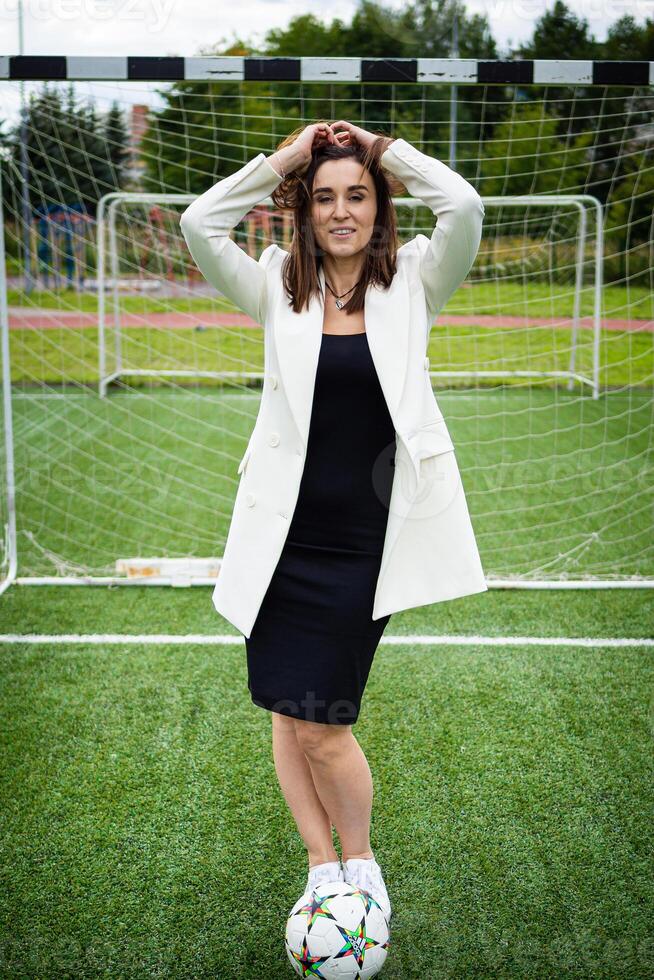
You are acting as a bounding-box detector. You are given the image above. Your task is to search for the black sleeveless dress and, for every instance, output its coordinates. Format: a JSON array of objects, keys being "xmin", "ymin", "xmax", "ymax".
[{"xmin": 244, "ymin": 330, "xmax": 396, "ymax": 726}]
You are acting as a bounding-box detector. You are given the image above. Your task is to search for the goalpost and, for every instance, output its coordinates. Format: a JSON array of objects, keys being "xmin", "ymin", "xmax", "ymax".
[
  {"xmin": 99, "ymin": 191, "xmax": 604, "ymax": 399},
  {"xmin": 0, "ymin": 56, "xmax": 652, "ymax": 595}
]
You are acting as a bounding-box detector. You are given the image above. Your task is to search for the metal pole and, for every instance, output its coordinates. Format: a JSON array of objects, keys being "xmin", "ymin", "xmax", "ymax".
[
  {"xmin": 449, "ymin": 7, "xmax": 458, "ymax": 171},
  {"xmin": 567, "ymin": 204, "xmax": 587, "ymax": 390},
  {"xmin": 592, "ymin": 201, "xmax": 603, "ymax": 399},
  {"xmin": 0, "ymin": 164, "xmax": 18, "ymax": 596},
  {"xmin": 18, "ymin": 0, "xmax": 34, "ymax": 295}
]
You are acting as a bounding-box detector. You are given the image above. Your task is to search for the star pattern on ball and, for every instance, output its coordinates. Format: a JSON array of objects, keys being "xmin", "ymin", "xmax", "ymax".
[
  {"xmin": 295, "ymin": 889, "xmax": 341, "ymax": 932},
  {"xmin": 286, "ymin": 935, "xmax": 331, "ymax": 978},
  {"xmin": 332, "ymin": 913, "xmax": 381, "ymax": 970},
  {"xmin": 348, "ymin": 886, "xmax": 385, "ymax": 918}
]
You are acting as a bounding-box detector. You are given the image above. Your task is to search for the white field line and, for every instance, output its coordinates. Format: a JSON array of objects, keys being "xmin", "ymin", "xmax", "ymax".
[{"xmin": 0, "ymin": 634, "xmax": 652, "ymax": 648}]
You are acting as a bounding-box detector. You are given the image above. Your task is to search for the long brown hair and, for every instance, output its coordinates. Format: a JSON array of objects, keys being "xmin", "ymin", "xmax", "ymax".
[{"xmin": 269, "ymin": 124, "xmax": 405, "ymax": 315}]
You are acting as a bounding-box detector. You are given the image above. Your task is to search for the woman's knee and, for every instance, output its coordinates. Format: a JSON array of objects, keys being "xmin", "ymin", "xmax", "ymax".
[{"xmin": 294, "ymin": 718, "xmax": 352, "ymax": 760}]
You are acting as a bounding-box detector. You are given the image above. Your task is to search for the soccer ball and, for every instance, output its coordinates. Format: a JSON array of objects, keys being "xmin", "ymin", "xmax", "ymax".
[{"xmin": 285, "ymin": 879, "xmax": 390, "ymax": 978}]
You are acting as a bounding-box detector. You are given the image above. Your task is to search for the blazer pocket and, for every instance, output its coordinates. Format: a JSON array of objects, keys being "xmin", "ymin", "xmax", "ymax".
[{"xmin": 414, "ymin": 418, "xmax": 455, "ymax": 460}]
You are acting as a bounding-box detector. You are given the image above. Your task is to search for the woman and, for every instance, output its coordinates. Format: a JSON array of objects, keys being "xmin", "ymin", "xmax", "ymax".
[{"xmin": 180, "ymin": 120, "xmax": 485, "ymax": 922}]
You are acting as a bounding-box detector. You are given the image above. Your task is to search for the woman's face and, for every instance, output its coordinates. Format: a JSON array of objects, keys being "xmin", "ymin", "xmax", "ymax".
[{"xmin": 309, "ymin": 158, "xmax": 377, "ymax": 260}]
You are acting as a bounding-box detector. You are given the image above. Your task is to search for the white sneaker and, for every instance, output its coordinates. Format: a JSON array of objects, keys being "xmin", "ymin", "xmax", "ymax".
[
  {"xmin": 302, "ymin": 860, "xmax": 344, "ymax": 902},
  {"xmin": 343, "ymin": 856, "xmax": 392, "ymax": 921}
]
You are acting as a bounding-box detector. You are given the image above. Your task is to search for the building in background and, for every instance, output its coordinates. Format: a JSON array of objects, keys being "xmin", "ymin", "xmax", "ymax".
[{"xmin": 125, "ymin": 103, "xmax": 148, "ymax": 189}]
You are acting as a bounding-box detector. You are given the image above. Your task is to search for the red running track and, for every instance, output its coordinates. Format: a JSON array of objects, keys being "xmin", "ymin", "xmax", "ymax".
[{"xmin": 7, "ymin": 308, "xmax": 654, "ymax": 332}]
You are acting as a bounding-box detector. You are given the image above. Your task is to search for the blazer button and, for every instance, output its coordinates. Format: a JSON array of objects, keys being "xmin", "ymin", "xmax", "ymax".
[
  {"xmin": 424, "ymin": 356, "xmax": 430, "ymax": 370},
  {"xmin": 245, "ymin": 492, "xmax": 256, "ymax": 507},
  {"xmin": 269, "ymin": 432, "xmax": 280, "ymax": 447},
  {"xmin": 271, "ymin": 375, "xmax": 278, "ymax": 389}
]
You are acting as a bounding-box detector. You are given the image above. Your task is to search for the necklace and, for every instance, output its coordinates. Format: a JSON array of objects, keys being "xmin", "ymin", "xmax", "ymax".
[{"xmin": 324, "ymin": 276, "xmax": 362, "ymax": 310}]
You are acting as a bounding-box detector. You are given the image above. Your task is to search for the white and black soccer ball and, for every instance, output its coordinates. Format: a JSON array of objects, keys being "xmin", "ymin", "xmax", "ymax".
[{"xmin": 285, "ymin": 879, "xmax": 390, "ymax": 978}]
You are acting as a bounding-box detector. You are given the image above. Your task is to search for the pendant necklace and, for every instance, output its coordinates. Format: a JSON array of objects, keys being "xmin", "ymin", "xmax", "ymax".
[{"xmin": 325, "ymin": 277, "xmax": 362, "ymax": 310}]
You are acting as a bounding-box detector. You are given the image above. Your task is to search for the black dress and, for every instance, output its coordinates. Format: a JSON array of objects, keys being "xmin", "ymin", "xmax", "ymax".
[{"xmin": 245, "ymin": 330, "xmax": 396, "ymax": 726}]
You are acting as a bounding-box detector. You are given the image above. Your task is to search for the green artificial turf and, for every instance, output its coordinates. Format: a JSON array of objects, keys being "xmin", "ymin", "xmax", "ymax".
[
  {"xmin": 8, "ymin": 321, "xmax": 654, "ymax": 390},
  {"xmin": 8, "ymin": 387, "xmax": 654, "ymax": 580},
  {"xmin": 1, "ymin": 587, "xmax": 653, "ymax": 978}
]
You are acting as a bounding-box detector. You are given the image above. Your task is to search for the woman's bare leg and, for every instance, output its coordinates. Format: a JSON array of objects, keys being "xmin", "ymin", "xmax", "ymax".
[
  {"xmin": 271, "ymin": 712, "xmax": 339, "ymax": 867},
  {"xmin": 293, "ymin": 719, "xmax": 374, "ymax": 863}
]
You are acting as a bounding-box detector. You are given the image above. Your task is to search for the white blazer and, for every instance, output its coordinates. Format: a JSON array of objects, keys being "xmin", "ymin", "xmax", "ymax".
[{"xmin": 180, "ymin": 137, "xmax": 488, "ymax": 638}]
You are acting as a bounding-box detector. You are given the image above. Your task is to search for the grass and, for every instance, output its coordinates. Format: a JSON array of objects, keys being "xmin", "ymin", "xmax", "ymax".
[
  {"xmin": 6, "ymin": 280, "xmax": 653, "ymax": 390},
  {"xmin": 9, "ymin": 387, "xmax": 654, "ymax": 580},
  {"xmin": 1, "ymin": 586, "xmax": 653, "ymax": 978},
  {"xmin": 7, "ymin": 287, "xmax": 237, "ymax": 315},
  {"xmin": 6, "ymin": 281, "xmax": 654, "ymax": 320},
  {"xmin": 7, "ymin": 322, "xmax": 654, "ymax": 390}
]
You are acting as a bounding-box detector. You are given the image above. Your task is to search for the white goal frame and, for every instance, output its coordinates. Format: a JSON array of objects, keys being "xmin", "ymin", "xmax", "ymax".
[{"xmin": 98, "ymin": 192, "xmax": 603, "ymax": 399}]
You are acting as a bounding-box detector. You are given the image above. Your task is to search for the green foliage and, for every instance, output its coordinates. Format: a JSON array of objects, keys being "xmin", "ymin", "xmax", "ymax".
[
  {"xmin": 2, "ymin": 83, "xmax": 130, "ymax": 218},
  {"xmin": 517, "ymin": 0, "xmax": 599, "ymax": 59},
  {"xmin": 603, "ymin": 143, "xmax": 654, "ymax": 284},
  {"xmin": 603, "ymin": 14, "xmax": 654, "ymax": 60},
  {"xmin": 481, "ymin": 101, "xmax": 592, "ymax": 196},
  {"xmin": 103, "ymin": 101, "xmax": 131, "ymax": 190},
  {"xmin": 266, "ymin": 13, "xmax": 352, "ymax": 56}
]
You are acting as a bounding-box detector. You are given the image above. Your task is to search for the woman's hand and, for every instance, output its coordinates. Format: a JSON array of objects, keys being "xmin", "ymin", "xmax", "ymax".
[
  {"xmin": 269, "ymin": 120, "xmax": 388, "ymax": 180},
  {"xmin": 293, "ymin": 122, "xmax": 342, "ymax": 162},
  {"xmin": 271, "ymin": 122, "xmax": 348, "ymax": 178},
  {"xmin": 329, "ymin": 120, "xmax": 393, "ymax": 154}
]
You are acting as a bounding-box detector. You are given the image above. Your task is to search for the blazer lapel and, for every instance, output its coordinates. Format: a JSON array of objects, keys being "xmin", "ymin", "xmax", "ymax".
[{"xmin": 273, "ymin": 261, "xmax": 411, "ymax": 453}]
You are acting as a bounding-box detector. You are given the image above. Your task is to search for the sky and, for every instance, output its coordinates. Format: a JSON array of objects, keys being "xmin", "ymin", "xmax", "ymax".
[
  {"xmin": 1, "ymin": 0, "xmax": 650, "ymax": 59},
  {"xmin": 0, "ymin": 0, "xmax": 651, "ymax": 128}
]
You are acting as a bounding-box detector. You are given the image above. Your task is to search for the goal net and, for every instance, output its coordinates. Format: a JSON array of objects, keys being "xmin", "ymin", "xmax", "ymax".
[{"xmin": 0, "ymin": 57, "xmax": 652, "ymax": 589}]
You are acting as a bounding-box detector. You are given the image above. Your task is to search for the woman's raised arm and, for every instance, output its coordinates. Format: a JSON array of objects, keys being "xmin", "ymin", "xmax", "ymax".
[
  {"xmin": 380, "ymin": 138, "xmax": 484, "ymax": 323},
  {"xmin": 179, "ymin": 125, "xmax": 336, "ymax": 322},
  {"xmin": 179, "ymin": 153, "xmax": 284, "ymax": 324}
]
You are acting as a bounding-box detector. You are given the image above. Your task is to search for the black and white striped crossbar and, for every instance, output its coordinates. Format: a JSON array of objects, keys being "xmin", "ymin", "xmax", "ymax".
[{"xmin": 1, "ymin": 56, "xmax": 653, "ymax": 86}]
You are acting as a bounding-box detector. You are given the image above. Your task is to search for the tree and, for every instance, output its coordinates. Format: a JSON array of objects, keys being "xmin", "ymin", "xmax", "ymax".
[
  {"xmin": 3, "ymin": 83, "xmax": 127, "ymax": 219},
  {"xmin": 516, "ymin": 0, "xmax": 599, "ymax": 60},
  {"xmin": 481, "ymin": 101, "xmax": 592, "ymax": 197},
  {"xmin": 602, "ymin": 15, "xmax": 654, "ymax": 60},
  {"xmin": 603, "ymin": 141, "xmax": 653, "ymax": 285},
  {"xmin": 103, "ymin": 102, "xmax": 130, "ymax": 190}
]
